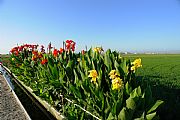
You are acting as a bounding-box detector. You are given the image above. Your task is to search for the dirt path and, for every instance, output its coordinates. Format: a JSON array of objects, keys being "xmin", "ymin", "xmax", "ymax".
[{"xmin": 0, "ymin": 75, "xmax": 30, "ymax": 120}]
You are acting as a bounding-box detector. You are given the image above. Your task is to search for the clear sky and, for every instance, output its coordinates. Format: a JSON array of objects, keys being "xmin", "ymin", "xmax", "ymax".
[{"xmin": 0, "ymin": 0, "xmax": 180, "ymax": 54}]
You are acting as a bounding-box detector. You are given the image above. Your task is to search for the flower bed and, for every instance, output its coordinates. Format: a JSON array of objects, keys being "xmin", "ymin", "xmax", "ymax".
[{"xmin": 9, "ymin": 40, "xmax": 163, "ymax": 119}]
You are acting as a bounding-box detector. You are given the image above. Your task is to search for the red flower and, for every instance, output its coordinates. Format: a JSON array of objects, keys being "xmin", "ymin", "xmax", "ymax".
[
  {"xmin": 53, "ymin": 48, "xmax": 59, "ymax": 57},
  {"xmin": 65, "ymin": 40, "xmax": 76, "ymax": 51},
  {"xmin": 24, "ymin": 44, "xmax": 29, "ymax": 48},
  {"xmin": 41, "ymin": 59, "xmax": 48, "ymax": 65},
  {"xmin": 59, "ymin": 48, "xmax": 64, "ymax": 54},
  {"xmin": 32, "ymin": 50, "xmax": 38, "ymax": 55},
  {"xmin": 48, "ymin": 42, "xmax": 53, "ymax": 52},
  {"xmin": 71, "ymin": 42, "xmax": 76, "ymax": 51},
  {"xmin": 41, "ymin": 45, "xmax": 45, "ymax": 53},
  {"xmin": 18, "ymin": 46, "xmax": 24, "ymax": 51},
  {"xmin": 10, "ymin": 47, "xmax": 18, "ymax": 53},
  {"xmin": 66, "ymin": 42, "xmax": 71, "ymax": 49},
  {"xmin": 38, "ymin": 52, "xmax": 43, "ymax": 58},
  {"xmin": 14, "ymin": 51, "xmax": 19, "ymax": 56},
  {"xmin": 81, "ymin": 50, "xmax": 85, "ymax": 55},
  {"xmin": 32, "ymin": 55, "xmax": 37, "ymax": 61}
]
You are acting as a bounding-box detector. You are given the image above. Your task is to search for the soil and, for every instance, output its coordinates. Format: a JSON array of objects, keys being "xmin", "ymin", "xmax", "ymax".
[{"xmin": 0, "ymin": 75, "xmax": 29, "ymax": 120}]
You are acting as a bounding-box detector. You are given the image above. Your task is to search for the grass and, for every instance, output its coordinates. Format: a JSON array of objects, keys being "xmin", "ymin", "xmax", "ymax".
[
  {"xmin": 123, "ymin": 54, "xmax": 180, "ymax": 120},
  {"xmin": 0, "ymin": 54, "xmax": 10, "ymax": 67}
]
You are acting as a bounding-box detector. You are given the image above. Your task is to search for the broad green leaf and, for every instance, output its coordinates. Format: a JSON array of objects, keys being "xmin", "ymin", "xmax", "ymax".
[
  {"xmin": 66, "ymin": 60, "xmax": 74, "ymax": 69},
  {"xmin": 125, "ymin": 81, "xmax": 132, "ymax": 95},
  {"xmin": 120, "ymin": 59, "xmax": 127, "ymax": 74},
  {"xmin": 146, "ymin": 112, "xmax": 156, "ymax": 120},
  {"xmin": 118, "ymin": 107, "xmax": 130, "ymax": 120},
  {"xmin": 137, "ymin": 86, "xmax": 142, "ymax": 96},
  {"xmin": 147, "ymin": 100, "xmax": 164, "ymax": 114},
  {"xmin": 69, "ymin": 84, "xmax": 82, "ymax": 99},
  {"xmin": 107, "ymin": 112, "xmax": 115, "ymax": 120},
  {"xmin": 134, "ymin": 112, "xmax": 145, "ymax": 120},
  {"xmin": 104, "ymin": 49, "xmax": 112, "ymax": 71},
  {"xmin": 126, "ymin": 97, "xmax": 136, "ymax": 110},
  {"xmin": 145, "ymin": 85, "xmax": 153, "ymax": 108},
  {"xmin": 114, "ymin": 60, "xmax": 120, "ymax": 75}
]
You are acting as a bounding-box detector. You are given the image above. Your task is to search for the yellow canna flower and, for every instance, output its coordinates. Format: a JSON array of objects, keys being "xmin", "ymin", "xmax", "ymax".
[
  {"xmin": 112, "ymin": 77, "xmax": 123, "ymax": 90},
  {"xmin": 88, "ymin": 70, "xmax": 98, "ymax": 83},
  {"xmin": 77, "ymin": 58, "xmax": 81, "ymax": 62},
  {"xmin": 12, "ymin": 58, "xmax": 15, "ymax": 61},
  {"xmin": 109, "ymin": 70, "xmax": 116, "ymax": 76},
  {"xmin": 131, "ymin": 58, "xmax": 142, "ymax": 72},
  {"xmin": 93, "ymin": 47, "xmax": 104, "ymax": 53},
  {"xmin": 131, "ymin": 66, "xmax": 136, "ymax": 71},
  {"xmin": 131, "ymin": 58, "xmax": 142, "ymax": 68},
  {"xmin": 93, "ymin": 48, "xmax": 98, "ymax": 52},
  {"xmin": 109, "ymin": 70, "xmax": 120, "ymax": 79}
]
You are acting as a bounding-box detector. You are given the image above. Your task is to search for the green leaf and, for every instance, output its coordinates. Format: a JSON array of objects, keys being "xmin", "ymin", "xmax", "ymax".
[
  {"xmin": 66, "ymin": 60, "xmax": 74, "ymax": 69},
  {"xmin": 120, "ymin": 59, "xmax": 127, "ymax": 75},
  {"xmin": 137, "ymin": 86, "xmax": 142, "ymax": 96},
  {"xmin": 126, "ymin": 97, "xmax": 136, "ymax": 110},
  {"xmin": 145, "ymin": 85, "xmax": 153, "ymax": 107},
  {"xmin": 73, "ymin": 69, "xmax": 80, "ymax": 86},
  {"xmin": 118, "ymin": 107, "xmax": 130, "ymax": 120},
  {"xmin": 146, "ymin": 112, "xmax": 156, "ymax": 120},
  {"xmin": 130, "ymin": 88, "xmax": 138, "ymax": 98},
  {"xmin": 114, "ymin": 60, "xmax": 120, "ymax": 75},
  {"xmin": 104, "ymin": 49, "xmax": 112, "ymax": 71},
  {"xmin": 125, "ymin": 81, "xmax": 132, "ymax": 95},
  {"xmin": 107, "ymin": 112, "xmax": 115, "ymax": 120},
  {"xmin": 147, "ymin": 100, "xmax": 164, "ymax": 114},
  {"xmin": 69, "ymin": 84, "xmax": 82, "ymax": 99},
  {"xmin": 134, "ymin": 112, "xmax": 145, "ymax": 120}
]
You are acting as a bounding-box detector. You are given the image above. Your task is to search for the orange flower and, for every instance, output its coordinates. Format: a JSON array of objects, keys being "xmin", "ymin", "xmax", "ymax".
[
  {"xmin": 38, "ymin": 52, "xmax": 43, "ymax": 58},
  {"xmin": 41, "ymin": 59, "xmax": 48, "ymax": 65},
  {"xmin": 32, "ymin": 55, "xmax": 37, "ymax": 61},
  {"xmin": 53, "ymin": 49, "xmax": 59, "ymax": 57},
  {"xmin": 59, "ymin": 48, "xmax": 64, "ymax": 54}
]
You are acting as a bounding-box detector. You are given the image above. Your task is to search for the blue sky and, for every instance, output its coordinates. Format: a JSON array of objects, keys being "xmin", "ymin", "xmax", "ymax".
[{"xmin": 0, "ymin": 0, "xmax": 180, "ymax": 54}]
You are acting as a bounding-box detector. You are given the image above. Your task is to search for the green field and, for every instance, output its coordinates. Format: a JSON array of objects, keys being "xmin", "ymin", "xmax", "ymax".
[
  {"xmin": 123, "ymin": 54, "xmax": 180, "ymax": 119},
  {"xmin": 0, "ymin": 54, "xmax": 10, "ymax": 67}
]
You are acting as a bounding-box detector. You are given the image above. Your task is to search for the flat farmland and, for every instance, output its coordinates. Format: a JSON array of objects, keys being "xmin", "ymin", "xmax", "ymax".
[{"xmin": 123, "ymin": 54, "xmax": 180, "ymax": 119}]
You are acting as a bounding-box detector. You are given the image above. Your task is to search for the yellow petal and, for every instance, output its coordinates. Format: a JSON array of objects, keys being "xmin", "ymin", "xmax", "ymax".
[
  {"xmin": 110, "ymin": 75, "xmax": 116, "ymax": 80},
  {"xmin": 91, "ymin": 77, "xmax": 97, "ymax": 83},
  {"xmin": 109, "ymin": 70, "xmax": 116, "ymax": 76}
]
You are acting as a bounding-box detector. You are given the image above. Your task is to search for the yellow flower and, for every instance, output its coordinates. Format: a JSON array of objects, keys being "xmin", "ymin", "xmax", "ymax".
[
  {"xmin": 77, "ymin": 58, "xmax": 81, "ymax": 62},
  {"xmin": 12, "ymin": 58, "xmax": 15, "ymax": 61},
  {"xmin": 131, "ymin": 58, "xmax": 142, "ymax": 68},
  {"xmin": 130, "ymin": 66, "xmax": 136, "ymax": 71},
  {"xmin": 112, "ymin": 77, "xmax": 123, "ymax": 90},
  {"xmin": 93, "ymin": 48, "xmax": 98, "ymax": 52},
  {"xmin": 109, "ymin": 70, "xmax": 120, "ymax": 79},
  {"xmin": 109, "ymin": 70, "xmax": 116, "ymax": 76},
  {"xmin": 93, "ymin": 47, "xmax": 104, "ymax": 53},
  {"xmin": 88, "ymin": 70, "xmax": 98, "ymax": 83},
  {"xmin": 131, "ymin": 58, "xmax": 142, "ymax": 72}
]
